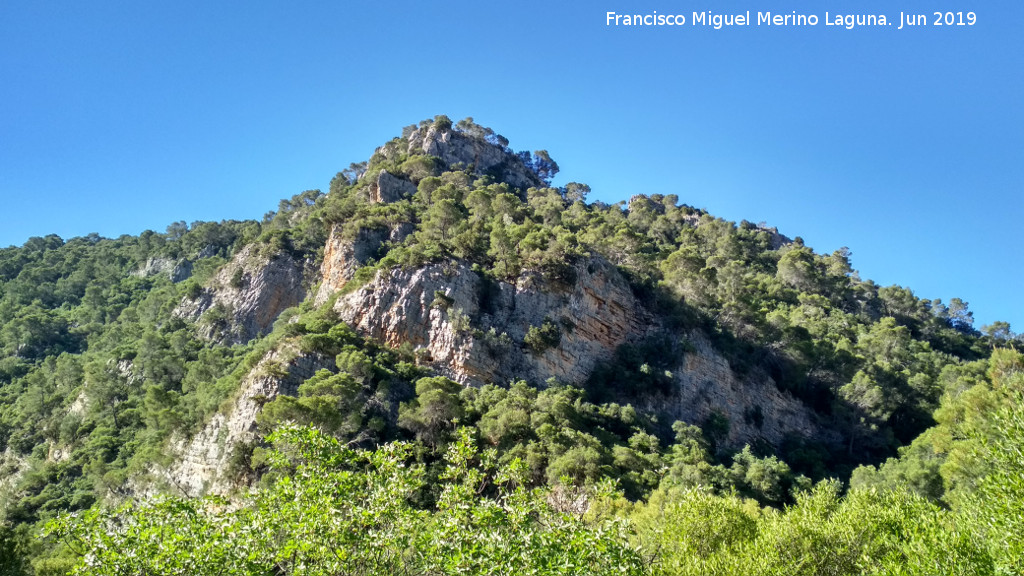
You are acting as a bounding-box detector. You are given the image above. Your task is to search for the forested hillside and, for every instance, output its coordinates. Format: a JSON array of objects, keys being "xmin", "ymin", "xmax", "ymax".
[{"xmin": 0, "ymin": 117, "xmax": 1020, "ymax": 575}]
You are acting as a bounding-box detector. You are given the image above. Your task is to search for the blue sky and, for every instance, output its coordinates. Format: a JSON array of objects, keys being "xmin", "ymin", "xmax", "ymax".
[{"xmin": 1, "ymin": 1, "xmax": 1021, "ymax": 330}]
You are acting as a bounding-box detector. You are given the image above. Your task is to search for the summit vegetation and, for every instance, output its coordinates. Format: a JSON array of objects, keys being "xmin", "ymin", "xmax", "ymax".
[{"xmin": 0, "ymin": 116, "xmax": 1020, "ymax": 575}]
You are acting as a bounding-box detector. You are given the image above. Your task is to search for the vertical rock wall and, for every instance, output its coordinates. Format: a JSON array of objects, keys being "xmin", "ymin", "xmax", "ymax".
[
  {"xmin": 157, "ymin": 344, "xmax": 329, "ymax": 496},
  {"xmin": 173, "ymin": 245, "xmax": 308, "ymax": 344}
]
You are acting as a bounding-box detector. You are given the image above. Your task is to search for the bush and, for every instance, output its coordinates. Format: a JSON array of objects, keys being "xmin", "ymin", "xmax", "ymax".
[
  {"xmin": 449, "ymin": 308, "xmax": 471, "ymax": 334},
  {"xmin": 228, "ymin": 268, "xmax": 245, "ymax": 289},
  {"xmin": 524, "ymin": 318, "xmax": 561, "ymax": 354},
  {"xmin": 183, "ymin": 281, "xmax": 203, "ymax": 300},
  {"xmin": 48, "ymin": 425, "xmax": 648, "ymax": 576},
  {"xmin": 433, "ymin": 114, "xmax": 453, "ymax": 131}
]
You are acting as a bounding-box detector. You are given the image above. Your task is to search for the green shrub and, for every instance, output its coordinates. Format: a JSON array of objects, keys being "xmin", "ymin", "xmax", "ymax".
[{"xmin": 524, "ymin": 318, "xmax": 561, "ymax": 354}]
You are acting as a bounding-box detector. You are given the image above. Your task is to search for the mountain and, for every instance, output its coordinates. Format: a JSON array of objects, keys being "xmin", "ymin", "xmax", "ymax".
[{"xmin": 0, "ymin": 116, "xmax": 1019, "ymax": 574}]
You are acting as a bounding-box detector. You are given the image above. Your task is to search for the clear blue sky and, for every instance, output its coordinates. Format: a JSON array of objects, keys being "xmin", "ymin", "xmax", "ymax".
[{"xmin": 1, "ymin": 1, "xmax": 1021, "ymax": 330}]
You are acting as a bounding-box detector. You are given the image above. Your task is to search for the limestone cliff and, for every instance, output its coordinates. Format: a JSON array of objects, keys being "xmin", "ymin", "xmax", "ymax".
[
  {"xmin": 314, "ymin": 222, "xmax": 413, "ymax": 306},
  {"xmin": 330, "ymin": 257, "xmax": 825, "ymax": 446},
  {"xmin": 403, "ymin": 125, "xmax": 542, "ymax": 190},
  {"xmin": 164, "ymin": 247, "xmax": 827, "ymax": 494},
  {"xmin": 332, "ymin": 258, "xmax": 645, "ymax": 386},
  {"xmin": 174, "ymin": 245, "xmax": 309, "ymax": 344},
  {"xmin": 643, "ymin": 333, "xmax": 824, "ymax": 447},
  {"xmin": 315, "ymin": 226, "xmax": 387, "ymax": 304},
  {"xmin": 370, "ymin": 170, "xmax": 418, "ymax": 203},
  {"xmin": 134, "ymin": 256, "xmax": 194, "ymax": 283},
  {"xmin": 156, "ymin": 343, "xmax": 329, "ymax": 496}
]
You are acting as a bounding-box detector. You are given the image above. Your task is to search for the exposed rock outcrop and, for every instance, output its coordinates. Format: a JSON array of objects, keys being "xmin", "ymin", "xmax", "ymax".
[
  {"xmin": 162, "ymin": 251, "xmax": 826, "ymax": 498},
  {"xmin": 371, "ymin": 170, "xmax": 417, "ymax": 203},
  {"xmin": 330, "ymin": 257, "xmax": 826, "ymax": 446},
  {"xmin": 164, "ymin": 245, "xmax": 826, "ymax": 498},
  {"xmin": 641, "ymin": 333, "xmax": 824, "ymax": 447},
  {"xmin": 135, "ymin": 257, "xmax": 193, "ymax": 283},
  {"xmin": 314, "ymin": 223, "xmax": 415, "ymax": 306},
  {"xmin": 314, "ymin": 226, "xmax": 388, "ymax": 305},
  {"xmin": 170, "ymin": 260, "xmax": 194, "ymax": 283},
  {"xmin": 0, "ymin": 449, "xmax": 28, "ymax": 506},
  {"xmin": 406, "ymin": 126, "xmax": 542, "ymax": 190},
  {"xmin": 757, "ymin": 225, "xmax": 792, "ymax": 250},
  {"xmin": 157, "ymin": 344, "xmax": 329, "ymax": 496},
  {"xmin": 174, "ymin": 245, "xmax": 307, "ymax": 344},
  {"xmin": 334, "ymin": 258, "xmax": 649, "ymax": 387}
]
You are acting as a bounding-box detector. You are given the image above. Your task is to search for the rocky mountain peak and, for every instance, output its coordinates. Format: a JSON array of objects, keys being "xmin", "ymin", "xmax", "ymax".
[{"xmin": 404, "ymin": 121, "xmax": 543, "ymax": 190}]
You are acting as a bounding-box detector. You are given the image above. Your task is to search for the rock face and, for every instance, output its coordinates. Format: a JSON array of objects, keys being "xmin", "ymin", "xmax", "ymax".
[
  {"xmin": 314, "ymin": 226, "xmax": 388, "ymax": 305},
  {"xmin": 331, "ymin": 257, "xmax": 825, "ymax": 446},
  {"xmin": 642, "ymin": 333, "xmax": 824, "ymax": 447},
  {"xmin": 135, "ymin": 257, "xmax": 193, "ymax": 283},
  {"xmin": 757, "ymin": 225, "xmax": 792, "ymax": 250},
  {"xmin": 170, "ymin": 260, "xmax": 194, "ymax": 283},
  {"xmin": 0, "ymin": 449, "xmax": 28, "ymax": 505},
  {"xmin": 406, "ymin": 126, "xmax": 542, "ymax": 190},
  {"xmin": 314, "ymin": 223, "xmax": 414, "ymax": 306},
  {"xmin": 334, "ymin": 257, "xmax": 649, "ymax": 387},
  {"xmin": 158, "ymin": 344, "xmax": 329, "ymax": 496},
  {"xmin": 371, "ymin": 170, "xmax": 417, "ymax": 203},
  {"xmin": 174, "ymin": 245, "xmax": 307, "ymax": 344},
  {"xmin": 163, "ymin": 253, "xmax": 827, "ymax": 496}
]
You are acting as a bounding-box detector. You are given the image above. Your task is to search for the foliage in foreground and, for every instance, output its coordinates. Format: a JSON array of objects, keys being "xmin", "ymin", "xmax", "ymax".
[
  {"xmin": 627, "ymin": 483, "xmax": 992, "ymax": 576},
  {"xmin": 48, "ymin": 384, "xmax": 1024, "ymax": 576},
  {"xmin": 47, "ymin": 425, "xmax": 645, "ymax": 576}
]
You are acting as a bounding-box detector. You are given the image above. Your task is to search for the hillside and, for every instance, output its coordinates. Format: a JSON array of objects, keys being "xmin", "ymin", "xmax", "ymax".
[{"xmin": 0, "ymin": 116, "xmax": 1020, "ymax": 574}]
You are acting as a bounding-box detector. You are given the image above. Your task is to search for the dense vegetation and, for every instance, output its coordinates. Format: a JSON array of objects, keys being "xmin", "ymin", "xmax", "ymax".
[
  {"xmin": 1, "ymin": 116, "xmax": 1020, "ymax": 574},
  {"xmin": 0, "ymin": 197, "xmax": 327, "ymax": 571},
  {"xmin": 43, "ymin": 358, "xmax": 1024, "ymax": 574}
]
